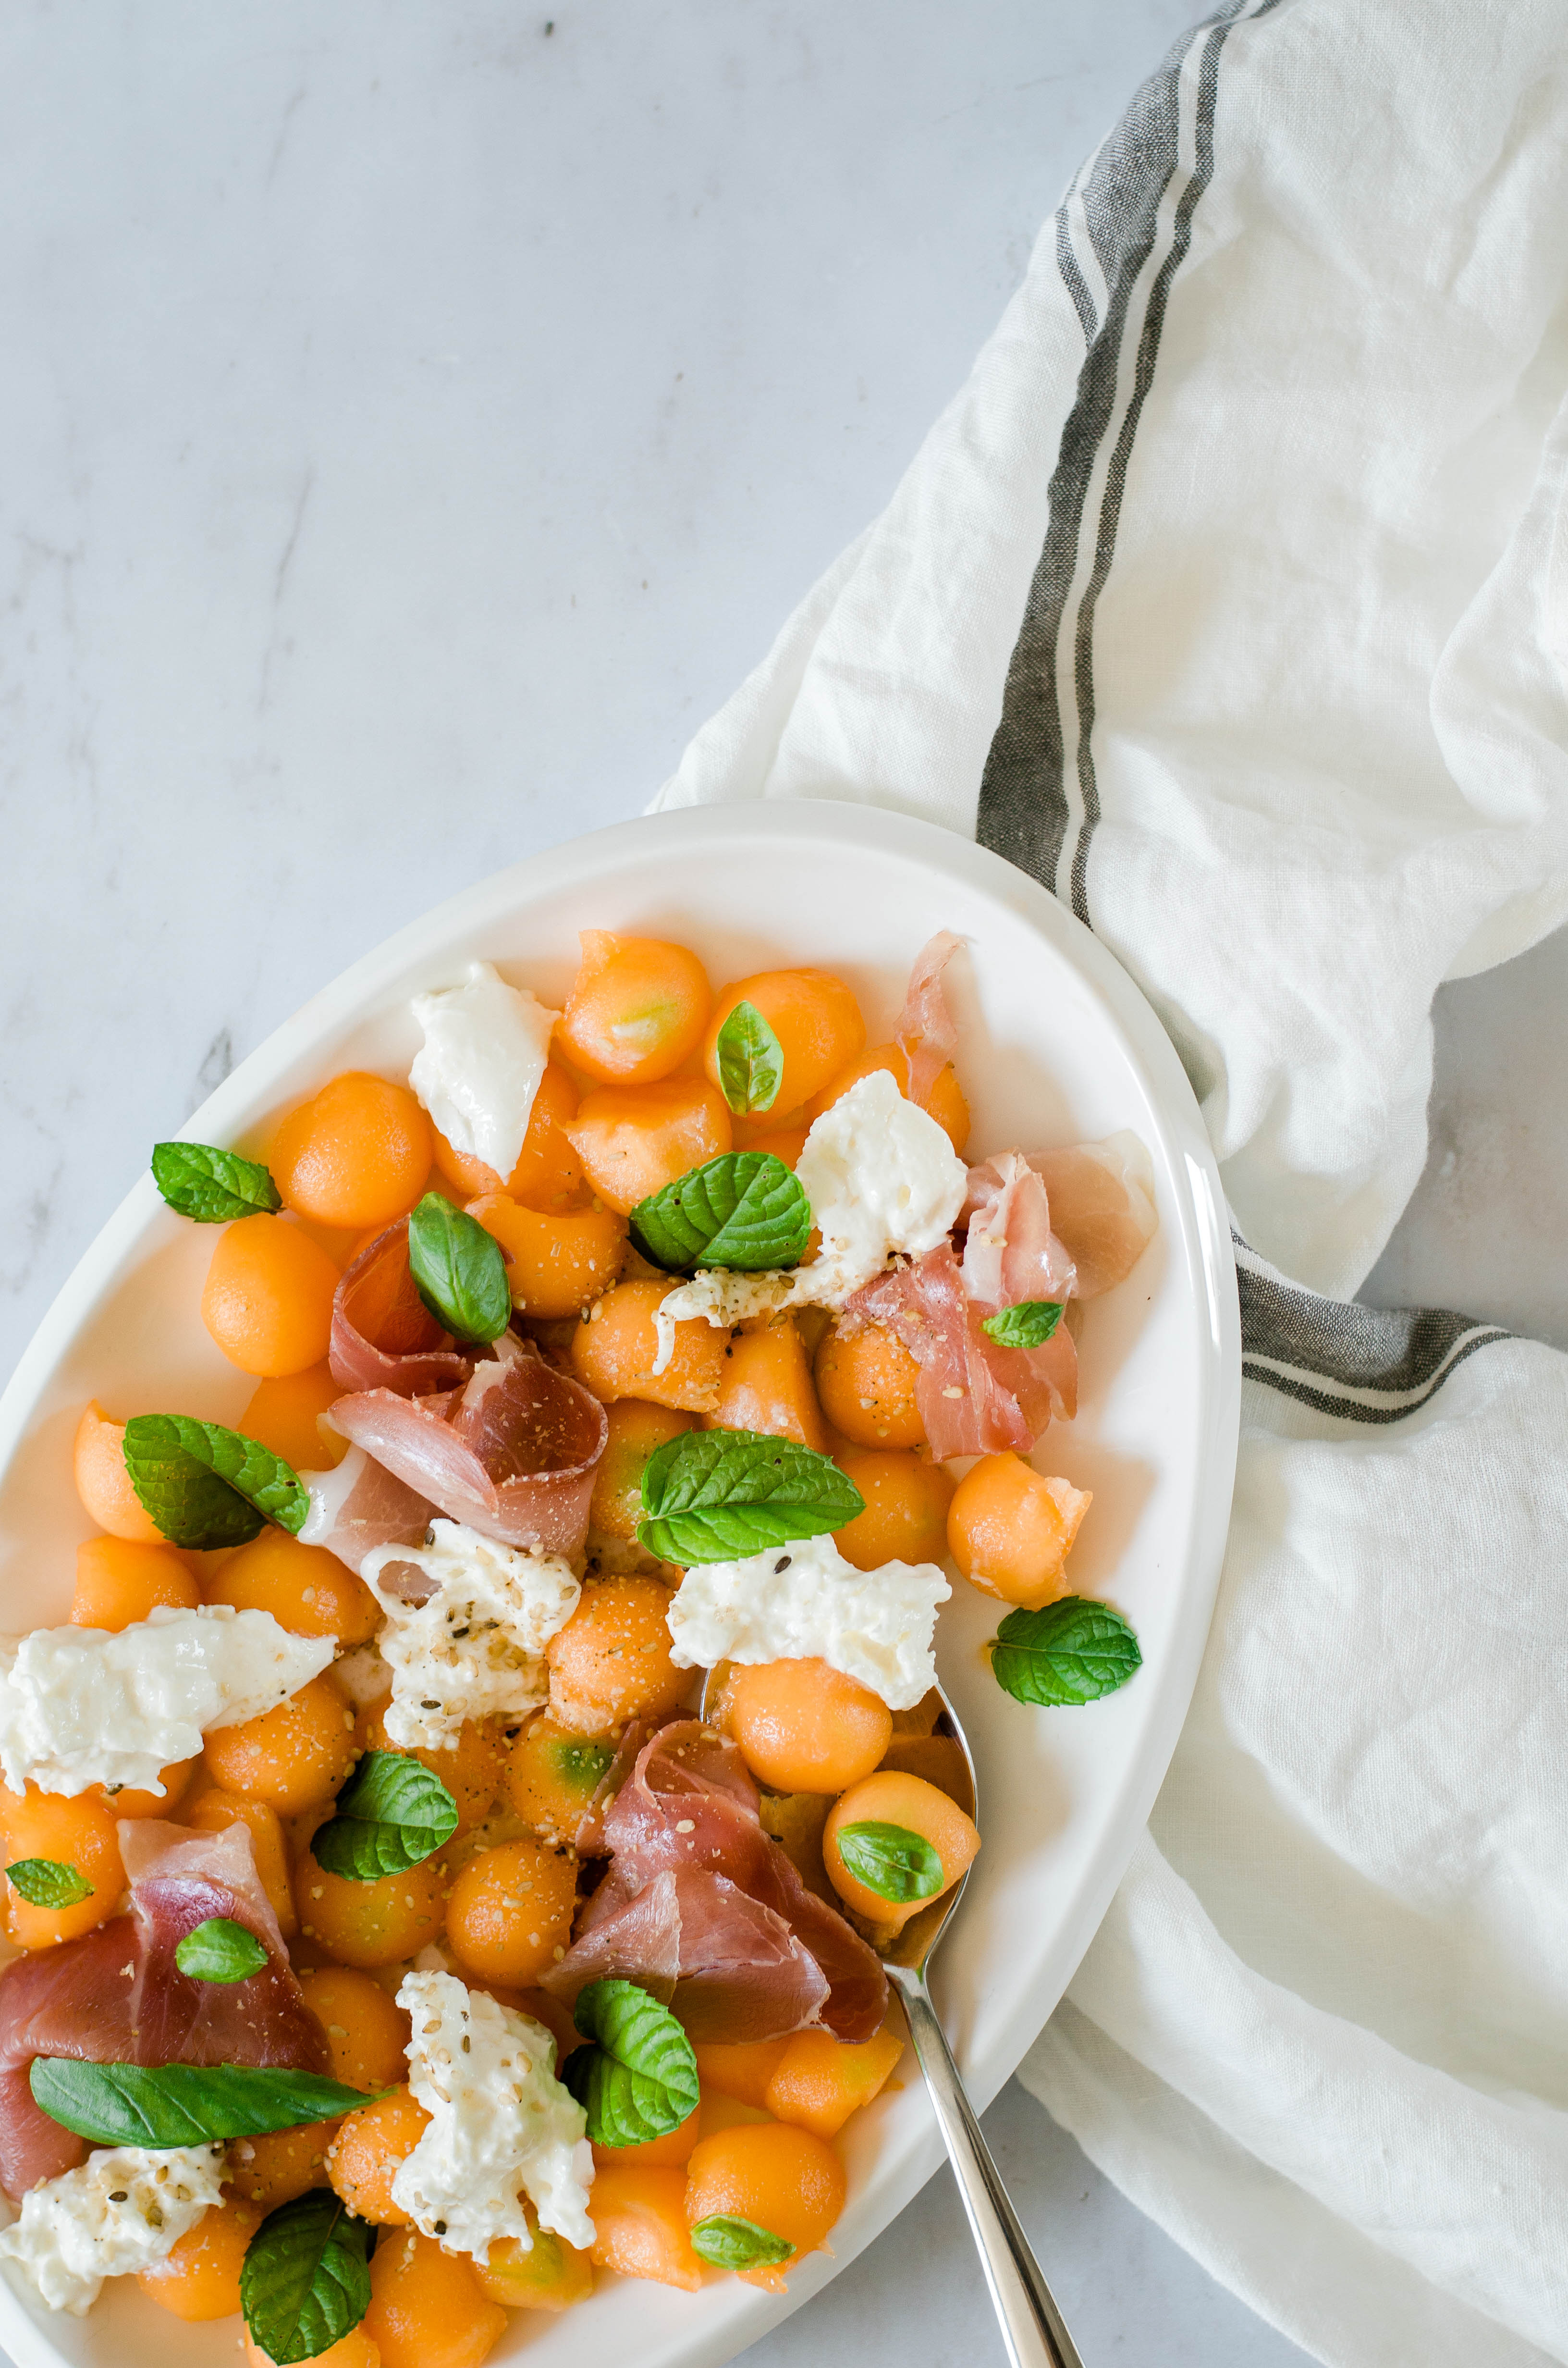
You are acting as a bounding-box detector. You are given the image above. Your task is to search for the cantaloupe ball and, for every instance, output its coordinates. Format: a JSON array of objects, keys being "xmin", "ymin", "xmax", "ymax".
[
  {"xmin": 271, "ymin": 1072, "xmax": 432, "ymax": 1231},
  {"xmin": 202, "ymin": 1214, "xmax": 341, "ymax": 1378}
]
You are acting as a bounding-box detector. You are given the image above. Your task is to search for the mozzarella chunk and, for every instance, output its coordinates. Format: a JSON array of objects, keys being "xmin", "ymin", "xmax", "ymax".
[
  {"xmin": 0, "ymin": 1606, "xmax": 335, "ymax": 1797},
  {"xmin": 666, "ymin": 1532, "xmax": 949, "ymax": 1711},
  {"xmin": 392, "ymin": 1970, "xmax": 593, "ymax": 2257},
  {"xmin": 0, "ymin": 2144, "xmax": 225, "ymax": 2313},
  {"xmin": 360, "ymin": 1520, "xmax": 579, "ymax": 1751},
  {"xmin": 409, "ymin": 960, "xmax": 560, "ymax": 1181}
]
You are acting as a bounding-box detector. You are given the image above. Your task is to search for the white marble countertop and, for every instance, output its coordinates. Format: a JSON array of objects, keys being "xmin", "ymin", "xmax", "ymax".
[{"xmin": 2, "ymin": 3, "xmax": 1550, "ymax": 2362}]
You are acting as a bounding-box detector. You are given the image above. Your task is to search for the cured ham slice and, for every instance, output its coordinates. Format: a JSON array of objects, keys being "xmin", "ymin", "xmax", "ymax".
[
  {"xmin": 0, "ymin": 1821, "xmax": 327, "ymax": 2201},
  {"xmin": 329, "ymin": 1220, "xmax": 479, "ymax": 1398},
  {"xmin": 1028, "ymin": 1134, "xmax": 1158, "ymax": 1297},
  {"xmin": 546, "ymin": 1868, "xmax": 829, "ymax": 2043},
  {"xmin": 330, "ymin": 1332, "xmax": 607, "ymax": 1560},
  {"xmin": 297, "ymin": 1445, "xmax": 433, "ymax": 1571},
  {"xmin": 846, "ymin": 1242, "xmax": 1077, "ymax": 1460},
  {"xmin": 549, "ymin": 1723, "xmax": 886, "ymax": 2043},
  {"xmin": 895, "ymin": 930, "xmax": 963, "ymax": 1110},
  {"xmin": 960, "ymin": 1152, "xmax": 1078, "ymax": 1308}
]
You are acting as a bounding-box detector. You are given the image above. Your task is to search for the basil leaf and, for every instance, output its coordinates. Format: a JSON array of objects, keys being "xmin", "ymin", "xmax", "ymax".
[
  {"xmin": 563, "ymin": 1978, "xmax": 698, "ymax": 2147},
  {"xmin": 630, "ymin": 1152, "xmax": 810, "ymax": 1274},
  {"xmin": 714, "ymin": 1001, "xmax": 784, "ymax": 1117},
  {"xmin": 5, "ymin": 1858, "xmax": 92, "ymax": 1910},
  {"xmin": 989, "ymin": 1596, "xmax": 1142, "ymax": 1706},
  {"xmin": 689, "ymin": 2214, "xmax": 796, "ymax": 2270},
  {"xmin": 981, "ymin": 1300, "xmax": 1064, "ymax": 1349},
  {"xmin": 174, "ymin": 1918, "xmax": 269, "ymax": 1984},
  {"xmin": 311, "ymin": 1751, "xmax": 458, "ymax": 1881},
  {"xmin": 121, "ymin": 1414, "xmax": 307, "ymax": 1549},
  {"xmin": 241, "ymin": 2190, "xmax": 374, "ymax": 2368},
  {"xmin": 29, "ymin": 2060, "xmax": 387, "ymax": 2148},
  {"xmin": 637, "ymin": 1425, "xmax": 864, "ymax": 1563},
  {"xmin": 151, "ymin": 1141, "xmax": 282, "ymax": 1224},
  {"xmin": 406, "ymin": 1192, "xmax": 511, "ymax": 1343},
  {"xmin": 834, "ymin": 1820, "xmax": 945, "ymax": 1905}
]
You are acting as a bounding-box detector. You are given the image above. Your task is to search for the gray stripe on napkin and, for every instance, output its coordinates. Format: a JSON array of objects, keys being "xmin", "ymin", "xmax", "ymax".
[{"xmin": 1234, "ymin": 1239, "xmax": 1511, "ymax": 1423}]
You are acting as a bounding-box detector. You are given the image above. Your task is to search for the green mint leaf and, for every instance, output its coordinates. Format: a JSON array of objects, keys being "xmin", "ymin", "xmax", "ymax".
[
  {"xmin": 637, "ymin": 1425, "xmax": 864, "ymax": 1563},
  {"xmin": 5, "ymin": 1858, "xmax": 92, "ymax": 1910},
  {"xmin": 406, "ymin": 1191, "xmax": 511, "ymax": 1343},
  {"xmin": 980, "ymin": 1300, "xmax": 1065, "ymax": 1349},
  {"xmin": 714, "ymin": 1001, "xmax": 784, "ymax": 1117},
  {"xmin": 241, "ymin": 2190, "xmax": 374, "ymax": 2368},
  {"xmin": 689, "ymin": 2214, "xmax": 796, "ymax": 2270},
  {"xmin": 311, "ymin": 1751, "xmax": 459, "ymax": 1881},
  {"xmin": 834, "ymin": 1820, "xmax": 945, "ymax": 1905},
  {"xmin": 174, "ymin": 1917, "xmax": 270, "ymax": 1984},
  {"xmin": 629, "ymin": 1152, "xmax": 810, "ymax": 1274},
  {"xmin": 121, "ymin": 1414, "xmax": 307, "ymax": 1549},
  {"xmin": 563, "ymin": 1978, "xmax": 698, "ymax": 2147},
  {"xmin": 29, "ymin": 2060, "xmax": 388, "ymax": 2149},
  {"xmin": 989, "ymin": 1596, "xmax": 1142, "ymax": 1706},
  {"xmin": 151, "ymin": 1141, "xmax": 282, "ymax": 1224}
]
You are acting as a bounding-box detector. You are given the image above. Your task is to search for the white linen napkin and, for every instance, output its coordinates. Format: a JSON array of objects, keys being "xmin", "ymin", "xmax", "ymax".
[{"xmin": 653, "ymin": 2, "xmax": 1568, "ymax": 2360}]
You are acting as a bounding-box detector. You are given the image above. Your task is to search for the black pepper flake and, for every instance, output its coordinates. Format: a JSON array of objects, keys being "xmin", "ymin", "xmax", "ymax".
[{"xmin": 774, "ymin": 1555, "xmax": 792, "ymax": 1574}]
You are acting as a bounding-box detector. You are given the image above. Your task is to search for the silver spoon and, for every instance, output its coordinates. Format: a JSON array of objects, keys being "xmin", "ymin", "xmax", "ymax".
[{"xmin": 704, "ymin": 1674, "xmax": 1085, "ymax": 2368}]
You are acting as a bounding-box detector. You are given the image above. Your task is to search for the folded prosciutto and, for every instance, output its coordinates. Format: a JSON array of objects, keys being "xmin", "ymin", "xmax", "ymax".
[
  {"xmin": 0, "ymin": 1821, "xmax": 328, "ymax": 2202},
  {"xmin": 330, "ymin": 1331, "xmax": 607, "ymax": 1560},
  {"xmin": 330, "ymin": 1219, "xmax": 480, "ymax": 1398},
  {"xmin": 297, "ymin": 1444, "xmax": 434, "ymax": 1569},
  {"xmin": 845, "ymin": 1241, "xmax": 1078, "ymax": 1461},
  {"xmin": 1028, "ymin": 1133, "xmax": 1158, "ymax": 1298},
  {"xmin": 896, "ymin": 930, "xmax": 963, "ymax": 1111},
  {"xmin": 959, "ymin": 1152, "xmax": 1077, "ymax": 1309},
  {"xmin": 546, "ymin": 1722, "xmax": 886, "ymax": 2043}
]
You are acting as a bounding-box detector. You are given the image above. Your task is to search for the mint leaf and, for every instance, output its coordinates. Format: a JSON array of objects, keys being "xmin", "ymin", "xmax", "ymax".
[
  {"xmin": 152, "ymin": 1142, "xmax": 282, "ymax": 1224},
  {"xmin": 834, "ymin": 1820, "xmax": 944, "ymax": 1904},
  {"xmin": 630, "ymin": 1153, "xmax": 810, "ymax": 1274},
  {"xmin": 637, "ymin": 1426, "xmax": 864, "ymax": 1563},
  {"xmin": 311, "ymin": 1751, "xmax": 458, "ymax": 1881},
  {"xmin": 29, "ymin": 2060, "xmax": 387, "ymax": 2148},
  {"xmin": 714, "ymin": 1001, "xmax": 784, "ymax": 1117},
  {"xmin": 981, "ymin": 1300, "xmax": 1064, "ymax": 1349},
  {"xmin": 406, "ymin": 1192, "xmax": 511, "ymax": 1343},
  {"xmin": 989, "ymin": 1597, "xmax": 1142, "ymax": 1706},
  {"xmin": 690, "ymin": 2215, "xmax": 796, "ymax": 2270},
  {"xmin": 563, "ymin": 1978, "xmax": 698, "ymax": 2147},
  {"xmin": 241, "ymin": 2190, "xmax": 374, "ymax": 2368},
  {"xmin": 174, "ymin": 1918, "xmax": 269, "ymax": 1984},
  {"xmin": 121, "ymin": 1414, "xmax": 307, "ymax": 1549},
  {"xmin": 5, "ymin": 1859, "xmax": 92, "ymax": 1910}
]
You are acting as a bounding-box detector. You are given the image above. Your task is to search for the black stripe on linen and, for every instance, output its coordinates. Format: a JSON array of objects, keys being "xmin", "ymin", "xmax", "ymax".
[
  {"xmin": 1054, "ymin": 200, "xmax": 1099, "ymax": 344},
  {"xmin": 1236, "ymin": 1247, "xmax": 1511, "ymax": 1425},
  {"xmin": 975, "ymin": 0, "xmax": 1280, "ymax": 920}
]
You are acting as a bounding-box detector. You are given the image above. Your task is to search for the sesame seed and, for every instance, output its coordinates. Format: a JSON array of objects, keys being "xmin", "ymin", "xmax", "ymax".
[{"xmin": 674, "ymin": 1819, "xmax": 696, "ymax": 1834}]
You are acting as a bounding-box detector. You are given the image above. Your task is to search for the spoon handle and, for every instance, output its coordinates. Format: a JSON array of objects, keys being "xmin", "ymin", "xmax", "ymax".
[{"xmin": 888, "ymin": 1967, "xmax": 1085, "ymax": 2368}]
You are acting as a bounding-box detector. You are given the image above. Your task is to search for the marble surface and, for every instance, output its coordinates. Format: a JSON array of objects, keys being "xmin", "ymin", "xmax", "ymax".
[{"xmin": 0, "ymin": 3, "xmax": 1549, "ymax": 2364}]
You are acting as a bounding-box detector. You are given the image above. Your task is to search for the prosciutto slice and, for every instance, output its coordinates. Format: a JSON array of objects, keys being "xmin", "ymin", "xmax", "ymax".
[
  {"xmin": 546, "ymin": 1868, "xmax": 829, "ymax": 2043},
  {"xmin": 329, "ymin": 1220, "xmax": 479, "ymax": 1398},
  {"xmin": 846, "ymin": 1241, "xmax": 1077, "ymax": 1460},
  {"xmin": 330, "ymin": 1332, "xmax": 607, "ymax": 1559},
  {"xmin": 297, "ymin": 1445, "xmax": 433, "ymax": 1571},
  {"xmin": 895, "ymin": 930, "xmax": 963, "ymax": 1110},
  {"xmin": 549, "ymin": 1723, "xmax": 886, "ymax": 2042},
  {"xmin": 1028, "ymin": 1134, "xmax": 1158, "ymax": 1297},
  {"xmin": 959, "ymin": 1152, "xmax": 1078, "ymax": 1308},
  {"xmin": 0, "ymin": 1822, "xmax": 328, "ymax": 2201}
]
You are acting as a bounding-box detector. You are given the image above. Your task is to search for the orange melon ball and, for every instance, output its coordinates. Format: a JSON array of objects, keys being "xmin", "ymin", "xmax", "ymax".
[
  {"xmin": 229, "ymin": 2121, "xmax": 338, "ymax": 2214},
  {"xmin": 465, "ymin": 1192, "xmax": 625, "ymax": 1319},
  {"xmin": 137, "ymin": 2196, "xmax": 260, "ymax": 2320},
  {"xmin": 588, "ymin": 2162, "xmax": 703, "ymax": 2291},
  {"xmin": 946, "ymin": 1452, "xmax": 1092, "ymax": 1606},
  {"xmin": 271, "ymin": 1072, "xmax": 433, "ymax": 1232},
  {"xmin": 814, "ymin": 1321, "xmax": 926, "ymax": 1448},
  {"xmin": 73, "ymin": 1401, "xmax": 162, "ymax": 1542},
  {"xmin": 365, "ymin": 2227, "xmax": 508, "ymax": 2368},
  {"xmin": 293, "ymin": 1840, "xmax": 450, "ymax": 1970},
  {"xmin": 564, "ymin": 1078, "xmax": 732, "ymax": 1217},
  {"xmin": 98, "ymin": 1758, "xmax": 197, "ymax": 1822},
  {"xmin": 299, "ymin": 1966, "xmax": 412, "ymax": 2092},
  {"xmin": 206, "ymin": 1525, "xmax": 381, "ymax": 1646},
  {"xmin": 0, "ymin": 1785, "xmax": 125, "ymax": 1949},
  {"xmin": 833, "ymin": 1449, "xmax": 954, "ymax": 1571},
  {"xmin": 183, "ymin": 1788, "xmax": 296, "ymax": 1936},
  {"xmin": 241, "ymin": 1363, "xmax": 348, "ymax": 1472},
  {"xmin": 569, "ymin": 1278, "xmax": 726, "ymax": 1413},
  {"xmin": 202, "ymin": 1671, "xmax": 357, "ymax": 1813},
  {"xmin": 432, "ymin": 1060, "xmax": 584, "ymax": 1211},
  {"xmin": 703, "ymin": 970, "xmax": 866, "ymax": 1118},
  {"xmin": 358, "ymin": 1712, "xmax": 502, "ymax": 1840},
  {"xmin": 201, "ymin": 1214, "xmax": 341, "ymax": 1378},
  {"xmin": 445, "ymin": 1838, "xmax": 579, "ymax": 1987},
  {"xmin": 708, "ymin": 1318, "xmax": 828, "ymax": 1452},
  {"xmin": 245, "ymin": 2326, "xmax": 380, "ymax": 2368},
  {"xmin": 727, "ymin": 1659, "xmax": 892, "ymax": 1794},
  {"xmin": 70, "ymin": 1535, "xmax": 200, "ymax": 1629},
  {"xmin": 328, "ymin": 2087, "xmax": 431, "ymax": 2224},
  {"xmin": 558, "ymin": 932, "xmax": 713, "ymax": 1085},
  {"xmin": 823, "ymin": 1768, "xmax": 980, "ymax": 1933},
  {"xmin": 683, "ymin": 2120, "xmax": 847, "ymax": 2292},
  {"xmin": 545, "ymin": 1574, "xmax": 688, "ymax": 1735},
  {"xmin": 588, "ymin": 1398, "xmax": 692, "ymax": 1546}
]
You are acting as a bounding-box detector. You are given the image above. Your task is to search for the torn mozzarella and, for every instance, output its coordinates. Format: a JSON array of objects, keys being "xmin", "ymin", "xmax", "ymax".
[
  {"xmin": 666, "ymin": 1532, "xmax": 949, "ymax": 1711},
  {"xmin": 360, "ymin": 1519, "xmax": 579, "ymax": 1751},
  {"xmin": 0, "ymin": 2144, "xmax": 225, "ymax": 2313},
  {"xmin": 410, "ymin": 960, "xmax": 559, "ymax": 1182}
]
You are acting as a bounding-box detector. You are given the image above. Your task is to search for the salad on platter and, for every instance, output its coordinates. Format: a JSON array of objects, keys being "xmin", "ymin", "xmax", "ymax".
[{"xmin": 0, "ymin": 930, "xmax": 1156, "ymax": 2367}]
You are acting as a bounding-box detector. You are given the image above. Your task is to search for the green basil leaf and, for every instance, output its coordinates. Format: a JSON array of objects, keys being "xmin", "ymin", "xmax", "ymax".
[
  {"xmin": 637, "ymin": 1425, "xmax": 864, "ymax": 1563},
  {"xmin": 241, "ymin": 2190, "xmax": 374, "ymax": 2368},
  {"xmin": 121, "ymin": 1414, "xmax": 307, "ymax": 1549},
  {"xmin": 406, "ymin": 1192, "xmax": 511, "ymax": 1343},
  {"xmin": 834, "ymin": 1820, "xmax": 945, "ymax": 1905},
  {"xmin": 5, "ymin": 1858, "xmax": 92, "ymax": 1910},
  {"xmin": 714, "ymin": 1001, "xmax": 784, "ymax": 1117},
  {"xmin": 311, "ymin": 1751, "xmax": 459, "ymax": 1881},
  {"xmin": 689, "ymin": 2214, "xmax": 796, "ymax": 2270},
  {"xmin": 980, "ymin": 1300, "xmax": 1065, "ymax": 1349},
  {"xmin": 151, "ymin": 1141, "xmax": 282, "ymax": 1223},
  {"xmin": 174, "ymin": 1917, "xmax": 269, "ymax": 1984},
  {"xmin": 563, "ymin": 1978, "xmax": 698, "ymax": 2147},
  {"xmin": 989, "ymin": 1596, "xmax": 1142, "ymax": 1706},
  {"xmin": 29, "ymin": 2060, "xmax": 388, "ymax": 2149},
  {"xmin": 629, "ymin": 1153, "xmax": 810, "ymax": 1274}
]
